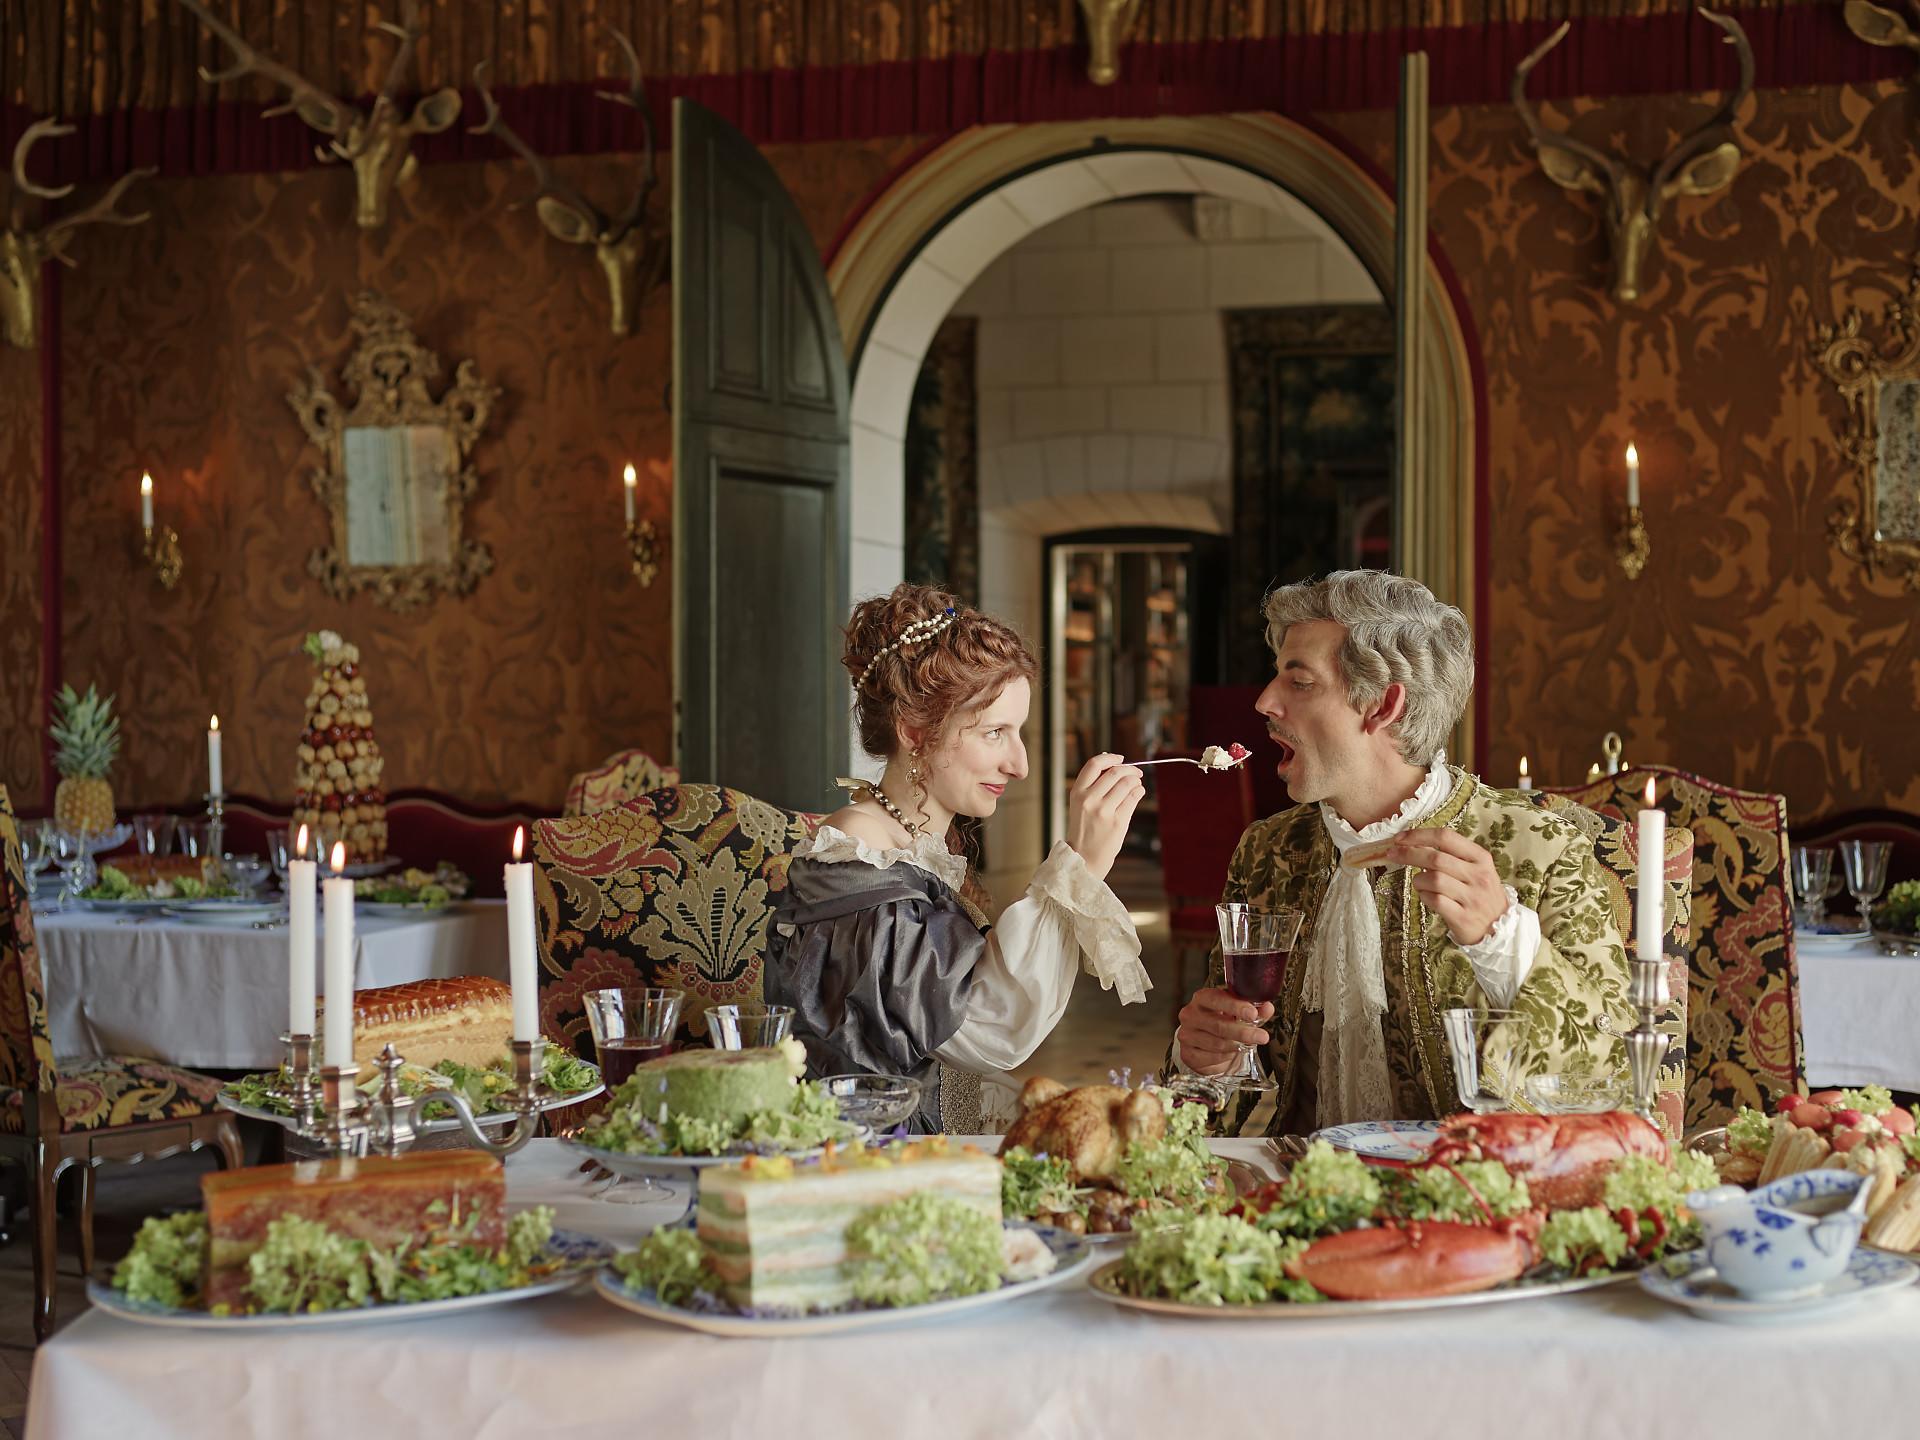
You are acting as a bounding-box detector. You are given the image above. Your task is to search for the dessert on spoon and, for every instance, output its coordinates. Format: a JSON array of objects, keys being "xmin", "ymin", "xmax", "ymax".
[{"xmin": 1131, "ymin": 743, "xmax": 1251, "ymax": 772}]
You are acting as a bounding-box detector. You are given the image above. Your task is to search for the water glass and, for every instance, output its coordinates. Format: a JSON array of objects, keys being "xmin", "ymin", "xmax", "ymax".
[
  {"xmin": 1442, "ymin": 1007, "xmax": 1530, "ymax": 1114},
  {"xmin": 1790, "ymin": 846, "xmax": 1835, "ymax": 925},
  {"xmin": 47, "ymin": 828, "xmax": 84, "ymax": 908},
  {"xmin": 706, "ymin": 1003, "xmax": 796, "ymax": 1050},
  {"xmin": 1840, "ymin": 840, "xmax": 1892, "ymax": 924},
  {"xmin": 265, "ymin": 828, "xmax": 292, "ymax": 886},
  {"xmin": 131, "ymin": 813, "xmax": 176, "ymax": 861},
  {"xmin": 176, "ymin": 820, "xmax": 211, "ymax": 861},
  {"xmin": 222, "ymin": 853, "xmax": 268, "ymax": 897},
  {"xmin": 1216, "ymin": 903, "xmax": 1304, "ymax": 1093}
]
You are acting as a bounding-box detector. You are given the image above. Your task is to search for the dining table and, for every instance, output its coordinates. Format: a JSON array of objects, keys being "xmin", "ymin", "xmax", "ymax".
[
  {"xmin": 1795, "ymin": 928, "xmax": 1920, "ymax": 1092},
  {"xmin": 26, "ymin": 1136, "xmax": 1920, "ymax": 1440},
  {"xmin": 33, "ymin": 900, "xmax": 511, "ymax": 1070}
]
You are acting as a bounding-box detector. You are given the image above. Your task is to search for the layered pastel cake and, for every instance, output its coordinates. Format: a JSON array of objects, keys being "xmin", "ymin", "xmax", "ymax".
[{"xmin": 696, "ymin": 1140, "xmax": 1002, "ymax": 1310}]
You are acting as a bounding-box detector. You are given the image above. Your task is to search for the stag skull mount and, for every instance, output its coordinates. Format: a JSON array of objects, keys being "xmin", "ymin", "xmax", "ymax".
[
  {"xmin": 469, "ymin": 31, "xmax": 665, "ymax": 337},
  {"xmin": 174, "ymin": 0, "xmax": 460, "ymax": 230},
  {"xmin": 1, "ymin": 119, "xmax": 153, "ymax": 349},
  {"xmin": 1513, "ymin": 9, "xmax": 1753, "ymax": 304}
]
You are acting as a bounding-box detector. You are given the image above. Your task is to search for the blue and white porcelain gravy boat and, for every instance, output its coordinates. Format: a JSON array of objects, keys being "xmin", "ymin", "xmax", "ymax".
[{"xmin": 1686, "ymin": 1170, "xmax": 1873, "ymax": 1299}]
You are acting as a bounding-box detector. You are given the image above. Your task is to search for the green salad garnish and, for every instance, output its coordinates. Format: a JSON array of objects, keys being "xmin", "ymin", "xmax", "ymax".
[
  {"xmin": 1881, "ymin": 880, "xmax": 1920, "ymax": 935},
  {"xmin": 354, "ymin": 864, "xmax": 469, "ymax": 908},
  {"xmin": 844, "ymin": 1193, "xmax": 1005, "ymax": 1307},
  {"xmin": 1118, "ymin": 1210, "xmax": 1319, "ymax": 1306},
  {"xmin": 81, "ymin": 864, "xmax": 235, "ymax": 902},
  {"xmin": 1000, "ymin": 1146, "xmax": 1085, "ymax": 1220},
  {"xmin": 1386, "ymin": 1159, "xmax": 1531, "ymax": 1222},
  {"xmin": 1726, "ymin": 1106, "xmax": 1775, "ymax": 1156},
  {"xmin": 578, "ymin": 1071, "xmax": 856, "ymax": 1158},
  {"xmin": 1539, "ymin": 1206, "xmax": 1632, "ymax": 1273},
  {"xmin": 1111, "ymin": 1094, "xmax": 1229, "ymax": 1210},
  {"xmin": 115, "ymin": 1205, "xmax": 563, "ymax": 1314},
  {"xmin": 1249, "ymin": 1141, "xmax": 1382, "ymax": 1239},
  {"xmin": 1834, "ymin": 1085, "xmax": 1896, "ymax": 1117},
  {"xmin": 612, "ymin": 1228, "xmax": 711, "ymax": 1305},
  {"xmin": 225, "ymin": 1047, "xmax": 598, "ymax": 1120}
]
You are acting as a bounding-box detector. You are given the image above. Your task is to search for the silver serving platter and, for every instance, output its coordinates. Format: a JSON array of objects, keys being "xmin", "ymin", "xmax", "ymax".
[
  {"xmin": 559, "ymin": 1132, "xmax": 858, "ymax": 1178},
  {"xmin": 1873, "ymin": 929, "xmax": 1920, "ymax": 957},
  {"xmin": 218, "ymin": 1076, "xmax": 603, "ymax": 1135},
  {"xmin": 1084, "ymin": 1258, "xmax": 1629, "ymax": 1318},
  {"xmin": 593, "ymin": 1223, "xmax": 1095, "ymax": 1337},
  {"xmin": 86, "ymin": 1229, "xmax": 613, "ymax": 1330}
]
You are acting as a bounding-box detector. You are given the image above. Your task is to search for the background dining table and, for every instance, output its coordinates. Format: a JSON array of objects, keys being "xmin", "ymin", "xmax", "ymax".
[
  {"xmin": 33, "ymin": 900, "xmax": 511, "ymax": 1070},
  {"xmin": 26, "ymin": 1137, "xmax": 1920, "ymax": 1440},
  {"xmin": 1795, "ymin": 928, "xmax": 1920, "ymax": 1092}
]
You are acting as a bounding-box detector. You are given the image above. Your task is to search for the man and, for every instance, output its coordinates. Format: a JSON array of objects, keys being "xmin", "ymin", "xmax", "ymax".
[{"xmin": 1174, "ymin": 570, "xmax": 1631, "ymax": 1133}]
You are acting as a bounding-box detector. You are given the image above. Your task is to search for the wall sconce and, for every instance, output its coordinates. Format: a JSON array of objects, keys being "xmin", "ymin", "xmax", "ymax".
[
  {"xmin": 622, "ymin": 459, "xmax": 666, "ymax": 587},
  {"xmin": 139, "ymin": 471, "xmax": 182, "ymax": 589},
  {"xmin": 1616, "ymin": 442, "xmax": 1650, "ymax": 579}
]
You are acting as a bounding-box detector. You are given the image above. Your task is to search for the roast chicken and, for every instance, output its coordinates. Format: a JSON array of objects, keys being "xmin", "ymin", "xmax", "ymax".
[{"xmin": 999, "ymin": 1077, "xmax": 1167, "ymax": 1183}]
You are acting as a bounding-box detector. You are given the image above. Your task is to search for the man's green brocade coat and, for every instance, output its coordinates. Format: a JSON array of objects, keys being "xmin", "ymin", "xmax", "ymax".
[{"xmin": 1198, "ymin": 766, "xmax": 1634, "ymax": 1133}]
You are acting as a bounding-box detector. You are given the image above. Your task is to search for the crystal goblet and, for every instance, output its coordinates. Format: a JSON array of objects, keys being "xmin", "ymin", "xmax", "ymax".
[
  {"xmin": 583, "ymin": 986, "xmax": 685, "ymax": 1204},
  {"xmin": 131, "ymin": 814, "xmax": 176, "ymax": 862},
  {"xmin": 1442, "ymin": 1007, "xmax": 1530, "ymax": 1114},
  {"xmin": 1790, "ymin": 846, "xmax": 1835, "ymax": 927},
  {"xmin": 706, "ymin": 1003, "xmax": 796, "ymax": 1051},
  {"xmin": 1215, "ymin": 903, "xmax": 1304, "ymax": 1094},
  {"xmin": 1840, "ymin": 840, "xmax": 1892, "ymax": 927}
]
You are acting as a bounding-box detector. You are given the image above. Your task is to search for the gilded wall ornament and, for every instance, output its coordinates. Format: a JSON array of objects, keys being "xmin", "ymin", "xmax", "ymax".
[{"xmin": 1076, "ymin": 0, "xmax": 1144, "ymax": 86}]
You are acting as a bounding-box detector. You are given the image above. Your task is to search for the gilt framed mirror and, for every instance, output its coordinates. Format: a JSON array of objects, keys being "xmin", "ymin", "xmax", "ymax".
[
  {"xmin": 290, "ymin": 292, "xmax": 499, "ymax": 609},
  {"xmin": 1813, "ymin": 272, "xmax": 1920, "ymax": 590}
]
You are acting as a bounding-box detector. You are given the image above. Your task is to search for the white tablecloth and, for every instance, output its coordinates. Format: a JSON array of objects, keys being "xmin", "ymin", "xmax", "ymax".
[
  {"xmin": 28, "ymin": 1138, "xmax": 1920, "ymax": 1440},
  {"xmin": 1799, "ymin": 934, "xmax": 1920, "ymax": 1091},
  {"xmin": 34, "ymin": 901, "xmax": 511, "ymax": 1069}
]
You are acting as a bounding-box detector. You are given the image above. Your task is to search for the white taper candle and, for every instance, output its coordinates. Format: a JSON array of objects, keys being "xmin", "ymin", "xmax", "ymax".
[
  {"xmin": 288, "ymin": 824, "xmax": 317, "ymax": 1035},
  {"xmin": 140, "ymin": 472, "xmax": 154, "ymax": 530},
  {"xmin": 207, "ymin": 715, "xmax": 223, "ymax": 797},
  {"xmin": 1636, "ymin": 777, "xmax": 1665, "ymax": 962},
  {"xmin": 323, "ymin": 841, "xmax": 355, "ymax": 1067},
  {"xmin": 505, "ymin": 826, "xmax": 538, "ymax": 1042}
]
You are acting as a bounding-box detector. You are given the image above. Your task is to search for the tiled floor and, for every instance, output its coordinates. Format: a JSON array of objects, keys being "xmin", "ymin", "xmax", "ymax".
[{"xmin": 0, "ymin": 854, "xmax": 1188, "ymax": 1426}]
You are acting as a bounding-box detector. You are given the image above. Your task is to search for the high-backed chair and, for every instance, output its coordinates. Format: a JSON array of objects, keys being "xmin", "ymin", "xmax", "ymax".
[
  {"xmin": 0, "ymin": 787, "xmax": 243, "ymax": 1340},
  {"xmin": 531, "ymin": 784, "xmax": 822, "ymax": 1059},
  {"xmin": 1542, "ymin": 766, "xmax": 1799, "ymax": 1130},
  {"xmin": 562, "ymin": 749, "xmax": 683, "ymax": 819},
  {"xmin": 1529, "ymin": 792, "xmax": 1694, "ymax": 1137},
  {"xmin": 1153, "ymin": 750, "xmax": 1256, "ymax": 1017}
]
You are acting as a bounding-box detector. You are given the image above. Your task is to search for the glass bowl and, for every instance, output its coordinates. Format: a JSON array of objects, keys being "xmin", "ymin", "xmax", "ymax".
[
  {"xmin": 821, "ymin": 1074, "xmax": 922, "ymax": 1132},
  {"xmin": 1524, "ymin": 1071, "xmax": 1628, "ymax": 1115}
]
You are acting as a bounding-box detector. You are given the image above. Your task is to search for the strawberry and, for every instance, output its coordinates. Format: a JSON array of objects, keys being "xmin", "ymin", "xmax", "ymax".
[{"xmin": 1776, "ymin": 1094, "xmax": 1806, "ymax": 1116}]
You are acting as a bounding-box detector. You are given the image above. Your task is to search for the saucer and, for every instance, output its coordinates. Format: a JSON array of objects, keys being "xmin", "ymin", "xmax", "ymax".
[
  {"xmin": 1308, "ymin": 1120, "xmax": 1441, "ymax": 1164},
  {"xmin": 1638, "ymin": 1246, "xmax": 1918, "ymax": 1325}
]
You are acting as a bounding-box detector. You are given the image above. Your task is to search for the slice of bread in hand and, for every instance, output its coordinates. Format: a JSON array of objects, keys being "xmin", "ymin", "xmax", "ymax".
[{"xmin": 1340, "ymin": 837, "xmax": 1403, "ymax": 870}]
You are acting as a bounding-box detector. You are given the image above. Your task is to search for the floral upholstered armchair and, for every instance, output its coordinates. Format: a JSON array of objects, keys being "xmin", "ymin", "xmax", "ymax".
[
  {"xmin": 1529, "ymin": 792, "xmax": 1693, "ymax": 1136},
  {"xmin": 532, "ymin": 784, "xmax": 822, "ymax": 1059},
  {"xmin": 561, "ymin": 748, "xmax": 682, "ymax": 818},
  {"xmin": 1543, "ymin": 766, "xmax": 1799, "ymax": 1131},
  {"xmin": 0, "ymin": 787, "xmax": 243, "ymax": 1340}
]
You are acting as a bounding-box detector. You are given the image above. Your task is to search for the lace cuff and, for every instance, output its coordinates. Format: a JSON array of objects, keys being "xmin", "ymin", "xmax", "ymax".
[
  {"xmin": 1028, "ymin": 841, "xmax": 1152, "ymax": 1006},
  {"xmin": 1459, "ymin": 885, "xmax": 1540, "ymax": 1008}
]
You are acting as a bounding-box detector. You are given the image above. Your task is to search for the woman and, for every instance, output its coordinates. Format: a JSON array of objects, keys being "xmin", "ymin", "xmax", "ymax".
[{"xmin": 764, "ymin": 583, "xmax": 1151, "ymax": 1132}]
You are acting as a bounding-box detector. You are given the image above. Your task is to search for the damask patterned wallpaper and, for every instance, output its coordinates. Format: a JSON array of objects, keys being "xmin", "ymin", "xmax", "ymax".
[
  {"xmin": 43, "ymin": 135, "xmax": 921, "ymax": 811},
  {"xmin": 1327, "ymin": 79, "xmax": 1920, "ymax": 821},
  {"xmin": 0, "ymin": 345, "xmax": 42, "ymax": 810}
]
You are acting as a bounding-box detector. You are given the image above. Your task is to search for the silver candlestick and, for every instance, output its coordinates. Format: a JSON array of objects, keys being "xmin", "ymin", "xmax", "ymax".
[
  {"xmin": 272, "ymin": 1031, "xmax": 321, "ymax": 1132},
  {"xmin": 1624, "ymin": 945, "xmax": 1671, "ymax": 1129},
  {"xmin": 204, "ymin": 792, "xmax": 226, "ymax": 885}
]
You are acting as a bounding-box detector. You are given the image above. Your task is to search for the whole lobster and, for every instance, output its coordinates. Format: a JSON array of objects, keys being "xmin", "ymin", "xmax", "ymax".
[{"xmin": 1426, "ymin": 1112, "xmax": 1668, "ymax": 1210}]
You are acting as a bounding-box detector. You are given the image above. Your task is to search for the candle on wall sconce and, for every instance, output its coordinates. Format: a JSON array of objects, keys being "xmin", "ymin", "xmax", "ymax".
[
  {"xmin": 139, "ymin": 470, "xmax": 182, "ymax": 589},
  {"xmin": 625, "ymin": 458, "xmax": 665, "ymax": 588},
  {"xmin": 1617, "ymin": 442, "xmax": 1649, "ymax": 580},
  {"xmin": 1517, "ymin": 755, "xmax": 1533, "ymax": 792}
]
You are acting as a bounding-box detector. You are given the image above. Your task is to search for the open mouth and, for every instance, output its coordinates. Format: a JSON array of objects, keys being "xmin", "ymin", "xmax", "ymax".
[{"xmin": 1270, "ymin": 735, "xmax": 1298, "ymax": 774}]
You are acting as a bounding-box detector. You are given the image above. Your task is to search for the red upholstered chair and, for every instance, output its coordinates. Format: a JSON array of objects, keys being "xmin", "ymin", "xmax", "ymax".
[
  {"xmin": 1541, "ymin": 766, "xmax": 1799, "ymax": 1131},
  {"xmin": 531, "ymin": 785, "xmax": 822, "ymax": 1060},
  {"xmin": 1153, "ymin": 750, "xmax": 1257, "ymax": 1017},
  {"xmin": 0, "ymin": 787, "xmax": 243, "ymax": 1340},
  {"xmin": 562, "ymin": 749, "xmax": 682, "ymax": 819}
]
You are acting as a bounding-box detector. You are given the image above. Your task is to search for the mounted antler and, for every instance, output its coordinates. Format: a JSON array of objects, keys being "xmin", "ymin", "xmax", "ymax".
[
  {"xmin": 174, "ymin": 0, "xmax": 461, "ymax": 229},
  {"xmin": 0, "ymin": 119, "xmax": 154, "ymax": 348},
  {"xmin": 470, "ymin": 31, "xmax": 666, "ymax": 336},
  {"xmin": 1513, "ymin": 9, "xmax": 1753, "ymax": 304},
  {"xmin": 1844, "ymin": 0, "xmax": 1920, "ymax": 56}
]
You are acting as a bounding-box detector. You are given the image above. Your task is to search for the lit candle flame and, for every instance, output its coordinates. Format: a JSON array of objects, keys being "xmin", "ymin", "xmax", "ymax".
[
  {"xmin": 209, "ymin": 714, "xmax": 219, "ymax": 732},
  {"xmin": 1644, "ymin": 777, "xmax": 1657, "ymax": 807},
  {"xmin": 140, "ymin": 472, "xmax": 153, "ymax": 496},
  {"xmin": 296, "ymin": 823, "xmax": 309, "ymax": 858},
  {"xmin": 1518, "ymin": 755, "xmax": 1530, "ymax": 779},
  {"xmin": 512, "ymin": 825, "xmax": 525, "ymax": 862},
  {"xmin": 622, "ymin": 463, "xmax": 636, "ymax": 488},
  {"xmin": 1625, "ymin": 443, "xmax": 1639, "ymax": 467},
  {"xmin": 330, "ymin": 841, "xmax": 347, "ymax": 872}
]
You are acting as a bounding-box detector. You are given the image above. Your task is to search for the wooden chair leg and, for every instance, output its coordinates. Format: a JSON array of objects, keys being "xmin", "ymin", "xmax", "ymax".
[
  {"xmin": 30, "ymin": 1142, "xmax": 59, "ymax": 1343},
  {"xmin": 74, "ymin": 1161, "xmax": 94, "ymax": 1281},
  {"xmin": 212, "ymin": 1117, "xmax": 244, "ymax": 1172}
]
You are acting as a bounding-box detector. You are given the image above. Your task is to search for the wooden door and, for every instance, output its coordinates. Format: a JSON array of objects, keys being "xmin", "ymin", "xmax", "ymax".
[{"xmin": 672, "ymin": 99, "xmax": 850, "ymax": 813}]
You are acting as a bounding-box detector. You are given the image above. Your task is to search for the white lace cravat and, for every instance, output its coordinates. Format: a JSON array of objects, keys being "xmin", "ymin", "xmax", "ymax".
[{"xmin": 1307, "ymin": 754, "xmax": 1454, "ymax": 1128}]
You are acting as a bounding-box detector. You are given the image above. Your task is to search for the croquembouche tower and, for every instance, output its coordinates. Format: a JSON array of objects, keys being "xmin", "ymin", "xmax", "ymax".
[{"xmin": 292, "ymin": 631, "xmax": 388, "ymax": 866}]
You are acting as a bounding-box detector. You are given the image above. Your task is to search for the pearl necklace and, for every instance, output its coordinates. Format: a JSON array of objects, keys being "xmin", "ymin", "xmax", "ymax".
[{"xmin": 841, "ymin": 778, "xmax": 925, "ymax": 839}]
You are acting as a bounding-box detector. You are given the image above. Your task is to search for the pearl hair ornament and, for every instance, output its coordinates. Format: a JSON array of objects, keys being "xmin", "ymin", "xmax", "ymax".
[{"xmin": 853, "ymin": 606, "xmax": 957, "ymax": 691}]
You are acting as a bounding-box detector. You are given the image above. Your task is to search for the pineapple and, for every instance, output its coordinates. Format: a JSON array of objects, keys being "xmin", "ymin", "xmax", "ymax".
[{"xmin": 50, "ymin": 683, "xmax": 121, "ymax": 835}]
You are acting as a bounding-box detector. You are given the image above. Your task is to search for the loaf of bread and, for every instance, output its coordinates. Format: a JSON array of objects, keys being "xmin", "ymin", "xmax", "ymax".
[
  {"xmin": 201, "ymin": 1151, "xmax": 506, "ymax": 1310},
  {"xmin": 324, "ymin": 976, "xmax": 515, "ymax": 1070}
]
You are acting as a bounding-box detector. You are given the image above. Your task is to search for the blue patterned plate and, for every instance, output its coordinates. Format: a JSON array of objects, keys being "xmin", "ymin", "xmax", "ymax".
[
  {"xmin": 1309, "ymin": 1120, "xmax": 1442, "ymax": 1165},
  {"xmin": 85, "ymin": 1229, "xmax": 613, "ymax": 1330},
  {"xmin": 593, "ymin": 1223, "xmax": 1095, "ymax": 1337},
  {"xmin": 1638, "ymin": 1246, "xmax": 1919, "ymax": 1325}
]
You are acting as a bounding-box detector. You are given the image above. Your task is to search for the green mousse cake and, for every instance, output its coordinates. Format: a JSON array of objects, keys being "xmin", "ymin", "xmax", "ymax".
[{"xmin": 624, "ymin": 1044, "xmax": 801, "ymax": 1124}]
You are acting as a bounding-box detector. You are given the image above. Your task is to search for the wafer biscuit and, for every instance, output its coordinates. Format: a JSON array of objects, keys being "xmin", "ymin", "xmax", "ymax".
[
  {"xmin": 1866, "ymin": 1173, "xmax": 1920, "ymax": 1251},
  {"xmin": 1758, "ymin": 1124, "xmax": 1830, "ymax": 1185}
]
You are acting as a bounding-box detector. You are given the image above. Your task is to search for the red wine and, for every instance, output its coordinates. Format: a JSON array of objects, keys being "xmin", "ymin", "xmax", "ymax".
[
  {"xmin": 1225, "ymin": 949, "xmax": 1289, "ymax": 1005},
  {"xmin": 599, "ymin": 1037, "xmax": 673, "ymax": 1088}
]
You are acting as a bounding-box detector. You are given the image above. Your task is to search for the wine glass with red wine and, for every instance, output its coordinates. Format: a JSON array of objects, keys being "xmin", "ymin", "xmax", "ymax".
[
  {"xmin": 582, "ymin": 986, "xmax": 685, "ymax": 1203},
  {"xmin": 1215, "ymin": 903, "xmax": 1304, "ymax": 1093}
]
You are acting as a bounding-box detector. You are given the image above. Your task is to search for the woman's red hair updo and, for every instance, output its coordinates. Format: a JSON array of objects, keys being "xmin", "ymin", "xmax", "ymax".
[{"xmin": 844, "ymin": 584, "xmax": 1039, "ymax": 759}]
